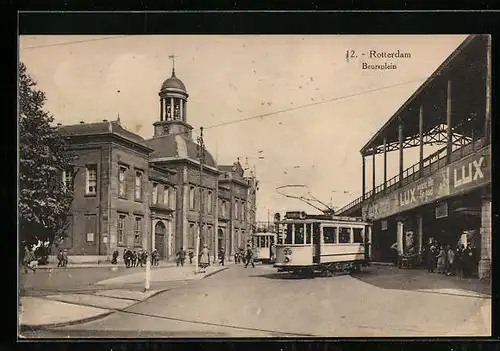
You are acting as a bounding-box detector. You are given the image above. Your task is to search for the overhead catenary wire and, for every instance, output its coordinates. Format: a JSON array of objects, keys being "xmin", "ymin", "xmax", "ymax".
[{"xmin": 158, "ymin": 77, "xmax": 427, "ymax": 141}]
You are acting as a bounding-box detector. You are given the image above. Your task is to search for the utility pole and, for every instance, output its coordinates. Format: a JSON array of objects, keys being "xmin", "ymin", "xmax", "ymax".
[{"xmin": 195, "ymin": 127, "xmax": 205, "ymax": 274}]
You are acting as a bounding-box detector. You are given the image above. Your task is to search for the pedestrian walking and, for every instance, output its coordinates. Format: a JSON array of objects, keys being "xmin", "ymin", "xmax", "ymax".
[
  {"xmin": 140, "ymin": 250, "xmax": 148, "ymax": 268},
  {"xmin": 188, "ymin": 250, "xmax": 194, "ymax": 264},
  {"xmin": 199, "ymin": 245, "xmax": 210, "ymax": 273},
  {"xmin": 462, "ymin": 243, "xmax": 475, "ymax": 278},
  {"xmin": 111, "ymin": 250, "xmax": 119, "ymax": 265},
  {"xmin": 57, "ymin": 249, "xmax": 64, "ymax": 267},
  {"xmin": 176, "ymin": 247, "xmax": 186, "ymax": 267},
  {"xmin": 455, "ymin": 244, "xmax": 464, "ymax": 277},
  {"xmin": 446, "ymin": 245, "xmax": 455, "ymax": 276},
  {"xmin": 23, "ymin": 246, "xmax": 38, "ymax": 274},
  {"xmin": 219, "ymin": 247, "xmax": 225, "ymax": 266},
  {"xmin": 244, "ymin": 244, "xmax": 255, "ymax": 268},
  {"xmin": 436, "ymin": 245, "xmax": 446, "ymax": 274},
  {"xmin": 270, "ymin": 242, "xmax": 276, "ymax": 262}
]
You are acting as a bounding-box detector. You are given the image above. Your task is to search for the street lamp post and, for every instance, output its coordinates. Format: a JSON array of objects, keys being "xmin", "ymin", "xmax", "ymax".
[{"xmin": 195, "ymin": 127, "xmax": 205, "ymax": 274}]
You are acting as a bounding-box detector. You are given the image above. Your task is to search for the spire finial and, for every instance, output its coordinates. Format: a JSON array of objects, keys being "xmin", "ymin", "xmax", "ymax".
[{"xmin": 168, "ymin": 54, "xmax": 177, "ymax": 76}]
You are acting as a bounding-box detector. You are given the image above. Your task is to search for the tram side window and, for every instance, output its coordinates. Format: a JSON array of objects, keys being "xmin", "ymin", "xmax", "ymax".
[
  {"xmin": 295, "ymin": 225, "xmax": 305, "ymax": 244},
  {"xmin": 339, "ymin": 227, "xmax": 351, "ymax": 243},
  {"xmin": 260, "ymin": 236, "xmax": 266, "ymax": 247},
  {"xmin": 353, "ymin": 228, "xmax": 363, "ymax": 243},
  {"xmin": 323, "ymin": 227, "xmax": 337, "ymax": 244},
  {"xmin": 285, "ymin": 224, "xmax": 293, "ymax": 244}
]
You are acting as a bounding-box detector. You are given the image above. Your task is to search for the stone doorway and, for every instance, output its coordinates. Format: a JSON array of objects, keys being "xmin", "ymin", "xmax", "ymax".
[{"xmin": 155, "ymin": 221, "xmax": 166, "ymax": 260}]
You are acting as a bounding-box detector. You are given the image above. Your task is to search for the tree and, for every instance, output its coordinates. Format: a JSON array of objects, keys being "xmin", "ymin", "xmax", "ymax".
[{"xmin": 19, "ymin": 62, "xmax": 74, "ymax": 260}]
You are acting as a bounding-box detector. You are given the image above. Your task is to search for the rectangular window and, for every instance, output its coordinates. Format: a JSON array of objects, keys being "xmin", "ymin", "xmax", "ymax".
[
  {"xmin": 323, "ymin": 227, "xmax": 337, "ymax": 244},
  {"xmin": 118, "ymin": 214, "xmax": 126, "ymax": 244},
  {"xmin": 85, "ymin": 214, "xmax": 96, "ymax": 242},
  {"xmin": 163, "ymin": 186, "xmax": 169, "ymax": 206},
  {"xmin": 62, "ymin": 168, "xmax": 73, "ymax": 192},
  {"xmin": 221, "ymin": 200, "xmax": 226, "ymax": 217},
  {"xmin": 152, "ymin": 183, "xmax": 158, "ymax": 204},
  {"xmin": 190, "ymin": 186, "xmax": 195, "ymax": 209},
  {"xmin": 134, "ymin": 217, "xmax": 142, "ymax": 246},
  {"xmin": 353, "ymin": 228, "xmax": 363, "ymax": 243},
  {"xmin": 235, "ymin": 201, "xmax": 239, "ymax": 219},
  {"xmin": 295, "ymin": 224, "xmax": 305, "ymax": 244},
  {"xmin": 306, "ymin": 223, "xmax": 312, "ymax": 244},
  {"xmin": 207, "ymin": 191, "xmax": 212, "ymax": 214},
  {"xmin": 381, "ymin": 220, "xmax": 388, "ymax": 231},
  {"xmin": 339, "ymin": 227, "xmax": 351, "ymax": 243},
  {"xmin": 85, "ymin": 165, "xmax": 97, "ymax": 195},
  {"xmin": 135, "ymin": 171, "xmax": 143, "ymax": 201},
  {"xmin": 118, "ymin": 166, "xmax": 127, "ymax": 197}
]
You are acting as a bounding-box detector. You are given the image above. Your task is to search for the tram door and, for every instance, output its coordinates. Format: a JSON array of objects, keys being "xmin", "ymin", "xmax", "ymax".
[{"xmin": 313, "ymin": 223, "xmax": 321, "ymax": 264}]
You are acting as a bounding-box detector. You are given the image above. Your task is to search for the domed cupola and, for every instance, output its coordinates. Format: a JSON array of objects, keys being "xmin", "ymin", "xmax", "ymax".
[
  {"xmin": 161, "ymin": 69, "xmax": 187, "ymax": 93},
  {"xmin": 154, "ymin": 56, "xmax": 193, "ymax": 139}
]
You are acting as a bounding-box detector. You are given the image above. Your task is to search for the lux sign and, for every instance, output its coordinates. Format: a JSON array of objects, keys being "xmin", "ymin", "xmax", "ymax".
[{"xmin": 453, "ymin": 156, "xmax": 484, "ymax": 188}]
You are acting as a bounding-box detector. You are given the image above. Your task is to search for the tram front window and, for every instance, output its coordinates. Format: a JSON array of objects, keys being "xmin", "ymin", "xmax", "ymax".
[
  {"xmin": 285, "ymin": 224, "xmax": 293, "ymax": 244},
  {"xmin": 339, "ymin": 227, "xmax": 351, "ymax": 243},
  {"xmin": 306, "ymin": 224, "xmax": 312, "ymax": 244},
  {"xmin": 259, "ymin": 236, "xmax": 266, "ymax": 247},
  {"xmin": 295, "ymin": 225, "xmax": 305, "ymax": 244}
]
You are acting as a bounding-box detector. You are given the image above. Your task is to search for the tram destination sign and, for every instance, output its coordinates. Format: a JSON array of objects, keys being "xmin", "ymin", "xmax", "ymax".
[{"xmin": 363, "ymin": 145, "xmax": 490, "ymax": 221}]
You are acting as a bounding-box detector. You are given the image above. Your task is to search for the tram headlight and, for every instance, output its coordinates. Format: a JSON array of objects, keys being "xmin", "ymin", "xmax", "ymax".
[{"xmin": 284, "ymin": 257, "xmax": 290, "ymax": 263}]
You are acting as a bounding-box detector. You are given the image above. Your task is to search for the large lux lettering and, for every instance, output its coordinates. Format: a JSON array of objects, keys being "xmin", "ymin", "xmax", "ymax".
[
  {"xmin": 399, "ymin": 188, "xmax": 416, "ymax": 206},
  {"xmin": 453, "ymin": 156, "xmax": 484, "ymax": 188}
]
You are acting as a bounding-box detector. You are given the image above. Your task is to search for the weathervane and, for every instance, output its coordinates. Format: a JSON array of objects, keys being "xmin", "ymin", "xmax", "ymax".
[{"xmin": 168, "ymin": 54, "xmax": 177, "ymax": 75}]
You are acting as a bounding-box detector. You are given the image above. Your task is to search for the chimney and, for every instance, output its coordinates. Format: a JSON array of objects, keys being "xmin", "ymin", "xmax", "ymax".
[
  {"xmin": 80, "ymin": 121, "xmax": 85, "ymax": 124},
  {"xmin": 102, "ymin": 119, "xmax": 108, "ymax": 122}
]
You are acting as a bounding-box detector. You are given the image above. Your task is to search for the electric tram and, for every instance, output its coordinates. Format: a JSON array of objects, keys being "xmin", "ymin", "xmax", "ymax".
[
  {"xmin": 273, "ymin": 211, "xmax": 372, "ymax": 276},
  {"xmin": 251, "ymin": 231, "xmax": 278, "ymax": 263}
]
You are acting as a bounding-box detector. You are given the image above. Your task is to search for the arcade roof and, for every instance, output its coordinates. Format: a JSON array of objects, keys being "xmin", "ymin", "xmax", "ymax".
[{"xmin": 360, "ymin": 35, "xmax": 489, "ymax": 156}]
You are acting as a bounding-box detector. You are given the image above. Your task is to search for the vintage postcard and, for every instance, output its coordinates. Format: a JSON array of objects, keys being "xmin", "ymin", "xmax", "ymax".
[{"xmin": 18, "ymin": 34, "xmax": 491, "ymax": 338}]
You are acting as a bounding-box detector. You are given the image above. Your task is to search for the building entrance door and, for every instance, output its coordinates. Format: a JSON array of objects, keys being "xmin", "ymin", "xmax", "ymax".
[
  {"xmin": 218, "ymin": 228, "xmax": 224, "ymax": 254},
  {"xmin": 155, "ymin": 221, "xmax": 166, "ymax": 260}
]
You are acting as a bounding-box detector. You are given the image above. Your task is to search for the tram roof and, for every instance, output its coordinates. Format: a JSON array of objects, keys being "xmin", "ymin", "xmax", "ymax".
[{"xmin": 360, "ymin": 34, "xmax": 489, "ymax": 156}]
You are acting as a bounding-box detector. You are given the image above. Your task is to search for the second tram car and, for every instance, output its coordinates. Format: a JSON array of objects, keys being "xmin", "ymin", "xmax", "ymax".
[
  {"xmin": 252, "ymin": 232, "xmax": 278, "ymax": 263},
  {"xmin": 273, "ymin": 211, "xmax": 372, "ymax": 276}
]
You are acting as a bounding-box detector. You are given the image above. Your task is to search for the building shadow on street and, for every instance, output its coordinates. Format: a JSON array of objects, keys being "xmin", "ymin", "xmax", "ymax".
[{"xmin": 350, "ymin": 265, "xmax": 491, "ymax": 296}]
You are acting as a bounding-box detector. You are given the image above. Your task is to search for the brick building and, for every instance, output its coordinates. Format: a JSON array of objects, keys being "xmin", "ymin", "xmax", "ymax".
[{"xmin": 55, "ymin": 67, "xmax": 258, "ymax": 263}]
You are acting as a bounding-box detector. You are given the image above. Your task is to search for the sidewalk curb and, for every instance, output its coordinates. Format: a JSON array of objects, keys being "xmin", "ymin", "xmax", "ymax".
[
  {"xmin": 19, "ymin": 310, "xmax": 114, "ymax": 332},
  {"xmin": 19, "ymin": 266, "xmax": 230, "ymax": 332},
  {"xmin": 203, "ymin": 266, "xmax": 229, "ymax": 279}
]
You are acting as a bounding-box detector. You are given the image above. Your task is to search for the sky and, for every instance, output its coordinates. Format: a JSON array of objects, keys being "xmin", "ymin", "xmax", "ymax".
[{"xmin": 19, "ymin": 34, "xmax": 468, "ymax": 221}]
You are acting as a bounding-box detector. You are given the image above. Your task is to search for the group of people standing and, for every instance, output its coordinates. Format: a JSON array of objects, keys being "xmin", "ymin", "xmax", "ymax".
[
  {"xmin": 424, "ymin": 241, "xmax": 478, "ymax": 278},
  {"xmin": 175, "ymin": 244, "xmax": 258, "ymax": 270},
  {"xmin": 119, "ymin": 248, "xmax": 161, "ymax": 268}
]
